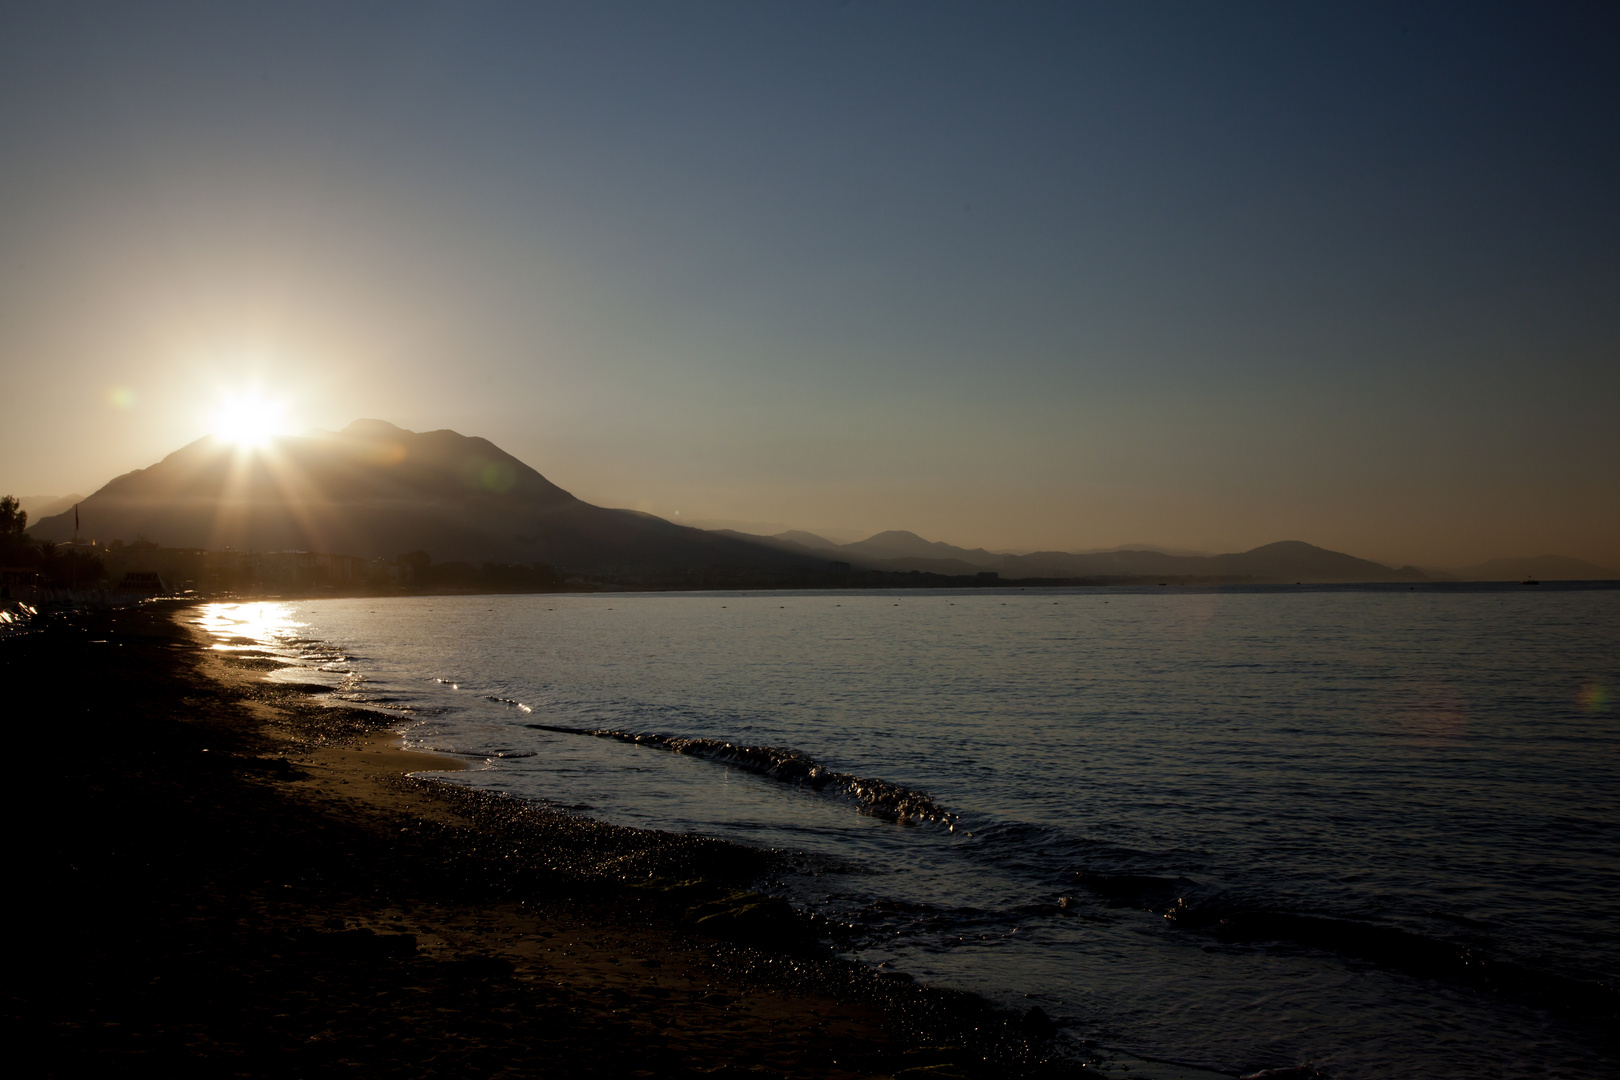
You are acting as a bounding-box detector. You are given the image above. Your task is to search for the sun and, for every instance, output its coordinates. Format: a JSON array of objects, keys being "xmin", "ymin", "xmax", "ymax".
[{"xmin": 210, "ymin": 390, "xmax": 288, "ymax": 449}]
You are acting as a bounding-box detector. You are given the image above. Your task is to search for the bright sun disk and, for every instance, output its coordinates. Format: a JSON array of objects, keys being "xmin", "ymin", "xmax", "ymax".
[{"xmin": 211, "ymin": 391, "xmax": 287, "ymax": 449}]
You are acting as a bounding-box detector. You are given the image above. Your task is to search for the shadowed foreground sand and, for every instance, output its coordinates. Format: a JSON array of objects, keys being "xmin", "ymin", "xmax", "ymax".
[{"xmin": 5, "ymin": 602, "xmax": 1099, "ymax": 1079}]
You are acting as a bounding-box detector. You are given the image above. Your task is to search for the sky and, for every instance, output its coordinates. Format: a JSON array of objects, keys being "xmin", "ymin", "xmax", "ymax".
[{"xmin": 1, "ymin": 2, "xmax": 1616, "ymax": 568}]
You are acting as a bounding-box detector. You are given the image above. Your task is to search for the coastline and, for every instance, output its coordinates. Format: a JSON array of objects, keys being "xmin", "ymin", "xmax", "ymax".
[{"xmin": 7, "ymin": 601, "xmax": 1106, "ymax": 1079}]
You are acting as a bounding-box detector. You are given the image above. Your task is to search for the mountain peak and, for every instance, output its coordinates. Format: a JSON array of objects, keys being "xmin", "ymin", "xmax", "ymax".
[
  {"xmin": 1242, "ymin": 540, "xmax": 1329, "ymax": 556},
  {"xmin": 340, "ymin": 418, "xmax": 412, "ymax": 438}
]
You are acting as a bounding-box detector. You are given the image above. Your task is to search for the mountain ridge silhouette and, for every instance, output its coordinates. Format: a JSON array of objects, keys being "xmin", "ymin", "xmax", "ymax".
[
  {"xmin": 30, "ymin": 420, "xmax": 1590, "ymax": 583},
  {"xmin": 731, "ymin": 529, "xmax": 1434, "ymax": 583},
  {"xmin": 28, "ymin": 420, "xmax": 815, "ymax": 577}
]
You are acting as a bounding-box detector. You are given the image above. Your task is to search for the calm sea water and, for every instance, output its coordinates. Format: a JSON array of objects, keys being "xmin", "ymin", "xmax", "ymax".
[{"xmin": 194, "ymin": 587, "xmax": 1619, "ymax": 1079}]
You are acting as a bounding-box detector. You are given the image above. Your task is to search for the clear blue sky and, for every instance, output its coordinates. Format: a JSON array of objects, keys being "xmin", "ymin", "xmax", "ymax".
[{"xmin": 2, "ymin": 2, "xmax": 1616, "ymax": 566}]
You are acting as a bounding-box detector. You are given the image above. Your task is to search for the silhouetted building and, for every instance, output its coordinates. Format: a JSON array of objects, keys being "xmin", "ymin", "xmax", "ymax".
[{"xmin": 116, "ymin": 571, "xmax": 166, "ymax": 595}]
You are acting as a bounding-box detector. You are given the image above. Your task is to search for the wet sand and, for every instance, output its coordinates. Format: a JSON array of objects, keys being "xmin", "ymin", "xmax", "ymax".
[{"xmin": 5, "ymin": 602, "xmax": 1091, "ymax": 1079}]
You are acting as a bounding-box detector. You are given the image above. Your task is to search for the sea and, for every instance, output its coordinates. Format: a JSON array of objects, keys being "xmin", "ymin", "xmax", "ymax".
[{"xmin": 192, "ymin": 585, "xmax": 1620, "ymax": 1079}]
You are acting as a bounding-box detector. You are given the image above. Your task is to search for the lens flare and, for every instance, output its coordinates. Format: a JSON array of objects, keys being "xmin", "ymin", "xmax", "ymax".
[{"xmin": 1576, "ymin": 681, "xmax": 1612, "ymax": 712}]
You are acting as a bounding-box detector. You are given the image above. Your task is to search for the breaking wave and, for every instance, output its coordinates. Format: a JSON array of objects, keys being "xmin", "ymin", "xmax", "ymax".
[{"xmin": 527, "ymin": 723, "xmax": 956, "ymax": 826}]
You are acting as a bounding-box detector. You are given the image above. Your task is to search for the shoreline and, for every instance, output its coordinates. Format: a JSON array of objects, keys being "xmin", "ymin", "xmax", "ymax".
[
  {"xmin": 7, "ymin": 600, "xmax": 1120, "ymax": 1079},
  {"xmin": 16, "ymin": 575, "xmax": 1614, "ymax": 618}
]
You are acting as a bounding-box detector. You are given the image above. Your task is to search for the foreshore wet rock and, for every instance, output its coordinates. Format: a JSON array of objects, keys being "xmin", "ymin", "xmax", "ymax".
[
  {"xmin": 1020, "ymin": 1006, "xmax": 1057, "ymax": 1040},
  {"xmin": 296, "ymin": 926, "xmax": 420, "ymax": 959},
  {"xmin": 685, "ymin": 890, "xmax": 812, "ymax": 947}
]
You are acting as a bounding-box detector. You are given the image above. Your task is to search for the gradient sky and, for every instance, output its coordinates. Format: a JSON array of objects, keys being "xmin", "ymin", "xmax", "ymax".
[{"xmin": 2, "ymin": 2, "xmax": 1616, "ymax": 567}]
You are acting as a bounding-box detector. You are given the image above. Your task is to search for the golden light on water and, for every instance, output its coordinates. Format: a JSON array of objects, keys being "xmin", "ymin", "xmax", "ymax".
[
  {"xmin": 193, "ymin": 601, "xmax": 304, "ymax": 650},
  {"xmin": 210, "ymin": 389, "xmax": 288, "ymax": 449}
]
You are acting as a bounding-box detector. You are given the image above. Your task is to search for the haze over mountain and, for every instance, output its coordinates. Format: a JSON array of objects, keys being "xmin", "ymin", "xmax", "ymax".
[{"xmin": 16, "ymin": 494, "xmax": 85, "ymax": 522}]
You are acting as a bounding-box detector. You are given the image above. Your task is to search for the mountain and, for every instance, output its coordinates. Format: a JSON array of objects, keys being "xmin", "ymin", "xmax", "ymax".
[
  {"xmin": 735, "ymin": 528, "xmax": 1005, "ymax": 574},
  {"xmin": 1452, "ymin": 555, "xmax": 1616, "ymax": 581},
  {"xmin": 840, "ymin": 530, "xmax": 1005, "ymax": 565},
  {"xmin": 772, "ymin": 530, "xmax": 845, "ymax": 552},
  {"xmin": 27, "ymin": 420, "xmax": 821, "ymax": 579},
  {"xmin": 734, "ymin": 530, "xmax": 1429, "ymax": 583},
  {"xmin": 33, "ymin": 420, "xmax": 1565, "ymax": 586}
]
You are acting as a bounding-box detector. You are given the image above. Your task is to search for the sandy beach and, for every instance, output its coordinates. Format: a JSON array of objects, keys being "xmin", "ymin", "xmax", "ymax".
[{"xmin": 6, "ymin": 602, "xmax": 1088, "ymax": 1079}]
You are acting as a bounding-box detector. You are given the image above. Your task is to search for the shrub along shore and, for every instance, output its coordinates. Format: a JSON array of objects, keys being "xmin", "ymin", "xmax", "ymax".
[{"xmin": 6, "ymin": 601, "xmax": 1103, "ymax": 1079}]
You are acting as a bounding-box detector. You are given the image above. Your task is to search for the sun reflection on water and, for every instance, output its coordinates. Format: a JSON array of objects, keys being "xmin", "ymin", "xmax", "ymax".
[{"xmin": 193, "ymin": 601, "xmax": 305, "ymax": 651}]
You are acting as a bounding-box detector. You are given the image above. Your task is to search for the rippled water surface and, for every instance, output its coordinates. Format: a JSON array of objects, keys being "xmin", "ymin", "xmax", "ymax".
[{"xmin": 196, "ymin": 587, "xmax": 1620, "ymax": 1078}]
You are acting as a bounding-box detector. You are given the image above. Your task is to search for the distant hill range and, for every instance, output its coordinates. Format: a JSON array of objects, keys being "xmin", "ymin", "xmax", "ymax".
[
  {"xmin": 717, "ymin": 528, "xmax": 1437, "ymax": 583},
  {"xmin": 730, "ymin": 529, "xmax": 1614, "ymax": 582},
  {"xmin": 27, "ymin": 420, "xmax": 1609, "ymax": 585}
]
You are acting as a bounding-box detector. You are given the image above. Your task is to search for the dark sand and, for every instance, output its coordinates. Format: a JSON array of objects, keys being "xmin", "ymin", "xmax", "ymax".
[{"xmin": 5, "ymin": 602, "xmax": 1093, "ymax": 1078}]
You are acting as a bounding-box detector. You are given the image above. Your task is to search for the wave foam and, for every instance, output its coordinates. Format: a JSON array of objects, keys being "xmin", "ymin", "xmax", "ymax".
[{"xmin": 529, "ymin": 724, "xmax": 955, "ymax": 826}]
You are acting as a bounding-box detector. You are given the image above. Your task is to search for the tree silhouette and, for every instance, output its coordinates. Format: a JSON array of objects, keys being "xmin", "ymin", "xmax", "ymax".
[
  {"xmin": 0, "ymin": 495, "xmax": 25, "ymax": 537},
  {"xmin": 0, "ymin": 496, "xmax": 29, "ymax": 562}
]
